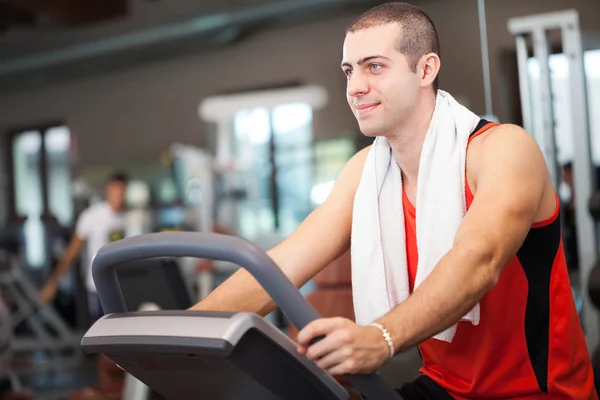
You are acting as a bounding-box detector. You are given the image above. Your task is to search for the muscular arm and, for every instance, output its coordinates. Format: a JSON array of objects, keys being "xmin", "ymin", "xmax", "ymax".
[
  {"xmin": 377, "ymin": 125, "xmax": 552, "ymax": 352},
  {"xmin": 189, "ymin": 147, "xmax": 370, "ymax": 315}
]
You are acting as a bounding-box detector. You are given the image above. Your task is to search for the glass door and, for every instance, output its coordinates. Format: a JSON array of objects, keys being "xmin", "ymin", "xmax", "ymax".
[
  {"xmin": 7, "ymin": 124, "xmax": 83, "ymax": 328},
  {"xmin": 11, "ymin": 130, "xmax": 45, "ymax": 269}
]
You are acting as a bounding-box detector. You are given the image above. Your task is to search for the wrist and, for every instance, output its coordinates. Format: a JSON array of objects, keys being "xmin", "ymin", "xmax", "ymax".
[{"xmin": 368, "ymin": 322, "xmax": 395, "ymax": 360}]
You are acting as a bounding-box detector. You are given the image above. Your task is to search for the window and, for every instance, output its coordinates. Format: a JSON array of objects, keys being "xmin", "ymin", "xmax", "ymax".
[
  {"xmin": 312, "ymin": 138, "xmax": 355, "ymax": 206},
  {"xmin": 199, "ymin": 85, "xmax": 329, "ymax": 327},
  {"xmin": 232, "ymin": 103, "xmax": 314, "ymax": 239},
  {"xmin": 46, "ymin": 126, "xmax": 74, "ymax": 227},
  {"xmin": 527, "ymin": 49, "xmax": 600, "ymax": 165},
  {"xmin": 12, "ymin": 131, "xmax": 44, "ymax": 267},
  {"xmin": 273, "ymin": 103, "xmax": 313, "ymax": 237},
  {"xmin": 7, "ymin": 124, "xmax": 74, "ymax": 269}
]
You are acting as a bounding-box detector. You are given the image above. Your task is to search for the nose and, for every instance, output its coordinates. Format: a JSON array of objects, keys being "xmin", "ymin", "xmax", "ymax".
[{"xmin": 347, "ymin": 71, "xmax": 369, "ymax": 98}]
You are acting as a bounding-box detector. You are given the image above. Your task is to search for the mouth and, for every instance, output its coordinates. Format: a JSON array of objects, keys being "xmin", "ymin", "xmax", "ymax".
[{"xmin": 356, "ymin": 103, "xmax": 379, "ymax": 116}]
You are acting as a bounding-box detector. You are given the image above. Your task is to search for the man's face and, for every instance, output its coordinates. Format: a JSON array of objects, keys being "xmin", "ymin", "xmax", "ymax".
[
  {"xmin": 106, "ymin": 181, "xmax": 127, "ymax": 210},
  {"xmin": 342, "ymin": 23, "xmax": 421, "ymax": 137}
]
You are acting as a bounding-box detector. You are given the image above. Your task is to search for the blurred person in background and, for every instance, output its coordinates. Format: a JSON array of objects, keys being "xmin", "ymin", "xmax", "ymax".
[{"xmin": 40, "ymin": 171, "xmax": 129, "ymax": 389}]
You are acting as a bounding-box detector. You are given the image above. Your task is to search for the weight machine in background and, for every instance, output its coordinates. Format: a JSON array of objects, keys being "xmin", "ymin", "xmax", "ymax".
[
  {"xmin": 165, "ymin": 142, "xmax": 250, "ymax": 301},
  {"xmin": 508, "ymin": 10, "xmax": 600, "ymax": 352},
  {"xmin": 0, "ymin": 221, "xmax": 82, "ymax": 379}
]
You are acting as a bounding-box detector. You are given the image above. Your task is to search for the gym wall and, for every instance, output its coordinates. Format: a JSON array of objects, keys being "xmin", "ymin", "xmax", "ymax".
[
  {"xmin": 423, "ymin": 0, "xmax": 600, "ymax": 127},
  {"xmin": 0, "ymin": 11, "xmax": 358, "ymax": 172},
  {"xmin": 0, "ymin": 0, "xmax": 599, "ymax": 177}
]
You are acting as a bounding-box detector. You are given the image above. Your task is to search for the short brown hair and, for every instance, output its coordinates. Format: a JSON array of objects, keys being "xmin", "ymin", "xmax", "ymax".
[{"xmin": 346, "ymin": 2, "xmax": 440, "ymax": 93}]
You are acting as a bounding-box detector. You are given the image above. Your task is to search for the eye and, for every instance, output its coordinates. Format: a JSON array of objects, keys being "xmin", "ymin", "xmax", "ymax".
[
  {"xmin": 344, "ymin": 69, "xmax": 353, "ymax": 77},
  {"xmin": 370, "ymin": 63, "xmax": 382, "ymax": 71}
]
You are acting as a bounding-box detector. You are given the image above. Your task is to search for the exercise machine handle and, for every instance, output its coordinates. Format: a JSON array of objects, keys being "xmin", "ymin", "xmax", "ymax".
[
  {"xmin": 91, "ymin": 231, "xmax": 401, "ymax": 400},
  {"xmin": 92, "ymin": 232, "xmax": 316, "ymax": 323}
]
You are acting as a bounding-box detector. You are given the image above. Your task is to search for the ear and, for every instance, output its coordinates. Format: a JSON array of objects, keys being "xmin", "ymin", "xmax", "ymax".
[{"xmin": 419, "ymin": 53, "xmax": 440, "ymax": 89}]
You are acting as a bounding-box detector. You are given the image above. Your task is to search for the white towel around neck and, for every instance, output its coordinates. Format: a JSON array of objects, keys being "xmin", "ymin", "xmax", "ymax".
[{"xmin": 351, "ymin": 90, "xmax": 482, "ymax": 342}]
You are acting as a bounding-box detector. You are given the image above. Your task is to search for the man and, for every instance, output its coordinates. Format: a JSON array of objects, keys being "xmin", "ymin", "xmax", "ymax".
[
  {"xmin": 40, "ymin": 172, "xmax": 128, "ymax": 320},
  {"xmin": 40, "ymin": 172, "xmax": 129, "ymax": 394},
  {"xmin": 191, "ymin": 3, "xmax": 596, "ymax": 399}
]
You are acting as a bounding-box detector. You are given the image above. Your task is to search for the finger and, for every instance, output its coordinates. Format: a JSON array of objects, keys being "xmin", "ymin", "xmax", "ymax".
[
  {"xmin": 328, "ymin": 359, "xmax": 359, "ymax": 376},
  {"xmin": 296, "ymin": 318, "xmax": 343, "ymax": 346},
  {"xmin": 306, "ymin": 330, "xmax": 351, "ymax": 361},
  {"xmin": 315, "ymin": 347, "xmax": 352, "ymax": 371},
  {"xmin": 296, "ymin": 344, "xmax": 308, "ymax": 355}
]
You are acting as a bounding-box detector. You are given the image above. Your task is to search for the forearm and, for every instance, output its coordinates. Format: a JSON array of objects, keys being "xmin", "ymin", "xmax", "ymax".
[
  {"xmin": 189, "ymin": 269, "xmax": 276, "ymax": 316},
  {"xmin": 189, "ymin": 228, "xmax": 340, "ymax": 315},
  {"xmin": 49, "ymin": 253, "xmax": 77, "ymax": 282},
  {"xmin": 378, "ymin": 245, "xmax": 499, "ymax": 353},
  {"xmin": 48, "ymin": 237, "xmax": 83, "ymax": 283},
  {"xmin": 49, "ymin": 260, "xmax": 71, "ymax": 281}
]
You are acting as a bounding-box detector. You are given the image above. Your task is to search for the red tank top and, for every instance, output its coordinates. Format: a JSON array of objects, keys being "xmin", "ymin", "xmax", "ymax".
[{"xmin": 403, "ymin": 121, "xmax": 597, "ymax": 399}]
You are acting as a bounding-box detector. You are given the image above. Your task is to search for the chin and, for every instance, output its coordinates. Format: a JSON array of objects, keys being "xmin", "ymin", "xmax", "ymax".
[
  {"xmin": 360, "ymin": 130, "xmax": 377, "ymax": 138},
  {"xmin": 358, "ymin": 122, "xmax": 383, "ymax": 138}
]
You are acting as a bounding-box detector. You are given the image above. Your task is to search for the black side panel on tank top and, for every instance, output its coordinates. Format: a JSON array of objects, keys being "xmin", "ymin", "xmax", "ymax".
[
  {"xmin": 516, "ymin": 216, "xmax": 561, "ymax": 393},
  {"xmin": 470, "ymin": 119, "xmax": 490, "ymax": 137}
]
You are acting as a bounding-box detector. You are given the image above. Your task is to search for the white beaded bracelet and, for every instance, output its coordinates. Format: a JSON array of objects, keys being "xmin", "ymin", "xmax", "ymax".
[{"xmin": 369, "ymin": 323, "xmax": 395, "ymax": 359}]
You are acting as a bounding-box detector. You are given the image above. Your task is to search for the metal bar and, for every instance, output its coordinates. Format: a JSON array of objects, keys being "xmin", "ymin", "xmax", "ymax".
[
  {"xmin": 269, "ymin": 111, "xmax": 280, "ymax": 231},
  {"xmin": 5, "ymin": 286, "xmax": 52, "ymax": 346},
  {"xmin": 39, "ymin": 129, "xmax": 49, "ymax": 219},
  {"xmin": 515, "ymin": 35, "xmax": 533, "ymax": 134},
  {"xmin": 507, "ymin": 9, "xmax": 577, "ymax": 35},
  {"xmin": 532, "ymin": 28, "xmax": 559, "ymax": 189},
  {"xmin": 14, "ymin": 268, "xmax": 74, "ymax": 338},
  {"xmin": 122, "ymin": 302, "xmax": 159, "ymax": 400},
  {"xmin": 477, "ymin": 0, "xmax": 493, "ymax": 117},
  {"xmin": 562, "ymin": 17, "xmax": 599, "ymax": 352}
]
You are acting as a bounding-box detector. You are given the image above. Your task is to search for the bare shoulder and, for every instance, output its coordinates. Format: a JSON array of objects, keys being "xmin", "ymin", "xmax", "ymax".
[
  {"xmin": 348, "ymin": 144, "xmax": 372, "ymax": 168},
  {"xmin": 467, "ymin": 124, "xmax": 547, "ymax": 190},
  {"xmin": 467, "ymin": 124, "xmax": 555, "ymax": 222},
  {"xmin": 469, "ymin": 123, "xmax": 539, "ymax": 155},
  {"xmin": 333, "ymin": 144, "xmax": 371, "ymax": 192}
]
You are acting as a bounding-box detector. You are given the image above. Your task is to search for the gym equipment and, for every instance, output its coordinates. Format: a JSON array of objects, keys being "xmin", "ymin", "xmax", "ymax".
[
  {"xmin": 589, "ymin": 242, "xmax": 600, "ymax": 393},
  {"xmin": 120, "ymin": 301, "xmax": 161, "ymax": 400},
  {"xmin": 66, "ymin": 258, "xmax": 193, "ymax": 400},
  {"xmin": 81, "ymin": 232, "xmax": 402, "ymax": 399},
  {"xmin": 0, "ymin": 223, "xmax": 82, "ymax": 376},
  {"xmin": 588, "ymin": 260, "xmax": 600, "ymax": 310},
  {"xmin": 115, "ymin": 258, "xmax": 193, "ymax": 312},
  {"xmin": 589, "ymin": 190, "xmax": 600, "ymax": 222},
  {"xmin": 476, "ymin": 0, "xmax": 498, "ymax": 122},
  {"xmin": 0, "ymin": 295, "xmax": 31, "ymax": 400},
  {"xmin": 508, "ymin": 9, "xmax": 599, "ymax": 351}
]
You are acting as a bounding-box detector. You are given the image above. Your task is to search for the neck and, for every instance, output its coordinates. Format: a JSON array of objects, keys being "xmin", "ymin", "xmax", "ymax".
[{"xmin": 387, "ymin": 91, "xmax": 436, "ymax": 185}]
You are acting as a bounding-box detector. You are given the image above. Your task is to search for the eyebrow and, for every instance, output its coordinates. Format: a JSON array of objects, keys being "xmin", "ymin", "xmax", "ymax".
[{"xmin": 341, "ymin": 55, "xmax": 391, "ymax": 68}]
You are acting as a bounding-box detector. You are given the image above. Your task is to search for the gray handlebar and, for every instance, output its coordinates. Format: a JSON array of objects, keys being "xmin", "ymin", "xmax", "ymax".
[
  {"xmin": 91, "ymin": 231, "xmax": 401, "ymax": 400},
  {"xmin": 92, "ymin": 232, "xmax": 318, "ymax": 326}
]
